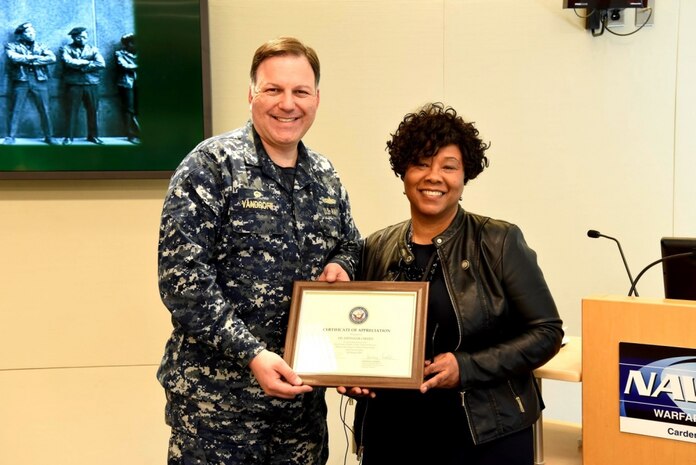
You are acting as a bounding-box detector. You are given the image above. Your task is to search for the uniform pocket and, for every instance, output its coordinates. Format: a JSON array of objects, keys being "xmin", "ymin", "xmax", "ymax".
[{"xmin": 220, "ymin": 189, "xmax": 284, "ymax": 280}]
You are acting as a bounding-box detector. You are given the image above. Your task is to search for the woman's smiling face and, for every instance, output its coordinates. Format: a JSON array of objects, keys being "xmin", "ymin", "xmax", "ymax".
[{"xmin": 403, "ymin": 144, "xmax": 465, "ymax": 224}]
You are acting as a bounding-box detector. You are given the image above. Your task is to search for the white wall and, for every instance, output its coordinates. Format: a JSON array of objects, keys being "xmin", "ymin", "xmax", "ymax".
[{"xmin": 1, "ymin": 1, "xmax": 694, "ymax": 464}]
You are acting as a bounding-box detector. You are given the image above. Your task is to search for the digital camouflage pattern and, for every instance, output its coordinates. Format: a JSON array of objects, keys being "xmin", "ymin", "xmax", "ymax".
[
  {"xmin": 157, "ymin": 121, "xmax": 360, "ymax": 464},
  {"xmin": 165, "ymin": 390, "xmax": 329, "ymax": 464}
]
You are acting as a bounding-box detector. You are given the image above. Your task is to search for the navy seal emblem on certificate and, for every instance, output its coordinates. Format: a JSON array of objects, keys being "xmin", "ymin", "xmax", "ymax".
[{"xmin": 349, "ymin": 306, "xmax": 368, "ymax": 324}]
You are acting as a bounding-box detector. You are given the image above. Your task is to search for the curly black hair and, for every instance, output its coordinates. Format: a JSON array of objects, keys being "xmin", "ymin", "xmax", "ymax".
[{"xmin": 386, "ymin": 102, "xmax": 490, "ymax": 184}]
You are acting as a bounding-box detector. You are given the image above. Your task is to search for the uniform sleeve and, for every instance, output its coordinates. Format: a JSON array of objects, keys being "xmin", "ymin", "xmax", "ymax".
[
  {"xmin": 5, "ymin": 43, "xmax": 55, "ymax": 66},
  {"xmin": 5, "ymin": 43, "xmax": 27, "ymax": 64},
  {"xmin": 61, "ymin": 46, "xmax": 87, "ymax": 68},
  {"xmin": 455, "ymin": 225, "xmax": 564, "ymax": 388},
  {"xmin": 326, "ymin": 176, "xmax": 361, "ymax": 279},
  {"xmin": 87, "ymin": 47, "xmax": 105, "ymax": 70},
  {"xmin": 158, "ymin": 151, "xmax": 266, "ymax": 365},
  {"xmin": 115, "ymin": 50, "xmax": 137, "ymax": 70},
  {"xmin": 34, "ymin": 46, "xmax": 55, "ymax": 65}
]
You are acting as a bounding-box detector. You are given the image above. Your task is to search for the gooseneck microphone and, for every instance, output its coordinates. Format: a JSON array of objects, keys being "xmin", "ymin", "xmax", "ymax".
[
  {"xmin": 587, "ymin": 229, "xmax": 639, "ymax": 296},
  {"xmin": 628, "ymin": 251, "xmax": 696, "ymax": 298}
]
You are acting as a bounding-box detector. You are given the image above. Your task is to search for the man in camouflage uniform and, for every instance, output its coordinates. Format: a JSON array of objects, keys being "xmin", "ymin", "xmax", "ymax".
[{"xmin": 157, "ymin": 37, "xmax": 360, "ymax": 464}]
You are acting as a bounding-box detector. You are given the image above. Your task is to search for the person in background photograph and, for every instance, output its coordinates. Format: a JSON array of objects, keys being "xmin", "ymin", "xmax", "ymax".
[
  {"xmin": 157, "ymin": 37, "xmax": 361, "ymax": 464},
  {"xmin": 115, "ymin": 33, "xmax": 140, "ymax": 144},
  {"xmin": 61, "ymin": 26, "xmax": 105, "ymax": 145},
  {"xmin": 342, "ymin": 102, "xmax": 563, "ymax": 465},
  {"xmin": 4, "ymin": 22, "xmax": 57, "ymax": 145}
]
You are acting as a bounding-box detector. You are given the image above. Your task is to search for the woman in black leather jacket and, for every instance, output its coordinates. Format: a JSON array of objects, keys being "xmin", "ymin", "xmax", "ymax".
[{"xmin": 341, "ymin": 103, "xmax": 563, "ymax": 465}]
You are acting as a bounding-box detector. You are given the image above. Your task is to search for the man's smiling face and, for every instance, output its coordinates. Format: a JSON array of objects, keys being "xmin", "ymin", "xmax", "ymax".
[{"xmin": 248, "ymin": 54, "xmax": 319, "ymax": 158}]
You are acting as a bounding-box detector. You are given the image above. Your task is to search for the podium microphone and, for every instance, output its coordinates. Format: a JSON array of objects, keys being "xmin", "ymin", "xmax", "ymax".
[
  {"xmin": 587, "ymin": 229, "xmax": 639, "ymax": 296},
  {"xmin": 628, "ymin": 250, "xmax": 696, "ymax": 298}
]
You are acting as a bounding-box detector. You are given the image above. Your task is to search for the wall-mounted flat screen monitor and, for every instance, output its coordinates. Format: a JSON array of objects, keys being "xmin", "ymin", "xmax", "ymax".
[
  {"xmin": 661, "ymin": 237, "xmax": 696, "ymax": 301},
  {"xmin": 563, "ymin": 1, "xmax": 647, "ymax": 8},
  {"xmin": 0, "ymin": 0, "xmax": 211, "ymax": 179}
]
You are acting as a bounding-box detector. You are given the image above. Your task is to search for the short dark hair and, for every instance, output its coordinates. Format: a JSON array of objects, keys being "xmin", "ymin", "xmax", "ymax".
[
  {"xmin": 121, "ymin": 33, "xmax": 135, "ymax": 46},
  {"xmin": 14, "ymin": 22, "xmax": 32, "ymax": 35},
  {"xmin": 250, "ymin": 37, "xmax": 320, "ymax": 88},
  {"xmin": 68, "ymin": 27, "xmax": 87, "ymax": 37},
  {"xmin": 387, "ymin": 102, "xmax": 490, "ymax": 184}
]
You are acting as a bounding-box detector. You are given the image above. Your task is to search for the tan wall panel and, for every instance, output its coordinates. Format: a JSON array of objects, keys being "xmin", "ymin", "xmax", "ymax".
[
  {"xmin": 0, "ymin": 365, "xmax": 168, "ymax": 464},
  {"xmin": 0, "ymin": 180, "xmax": 172, "ymax": 369}
]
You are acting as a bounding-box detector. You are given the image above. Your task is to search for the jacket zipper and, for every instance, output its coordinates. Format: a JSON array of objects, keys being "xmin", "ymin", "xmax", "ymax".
[
  {"xmin": 436, "ymin": 246, "xmax": 463, "ymax": 350},
  {"xmin": 508, "ymin": 380, "xmax": 526, "ymax": 413},
  {"xmin": 436, "ymin": 240, "xmax": 475, "ymax": 443},
  {"xmin": 460, "ymin": 390, "xmax": 479, "ymax": 445}
]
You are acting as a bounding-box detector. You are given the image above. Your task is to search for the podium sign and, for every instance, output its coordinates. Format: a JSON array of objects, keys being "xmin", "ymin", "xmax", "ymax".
[{"xmin": 619, "ymin": 342, "xmax": 696, "ymax": 444}]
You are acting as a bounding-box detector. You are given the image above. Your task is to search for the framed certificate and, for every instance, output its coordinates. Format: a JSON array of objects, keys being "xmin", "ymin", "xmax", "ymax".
[{"xmin": 283, "ymin": 281, "xmax": 429, "ymax": 389}]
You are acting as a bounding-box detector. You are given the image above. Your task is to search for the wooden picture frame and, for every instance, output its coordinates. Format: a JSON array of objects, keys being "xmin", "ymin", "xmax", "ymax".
[{"xmin": 284, "ymin": 281, "xmax": 429, "ymax": 389}]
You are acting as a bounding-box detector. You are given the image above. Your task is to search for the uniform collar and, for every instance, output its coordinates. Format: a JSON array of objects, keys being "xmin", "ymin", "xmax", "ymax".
[{"xmin": 246, "ymin": 121, "xmax": 314, "ymax": 190}]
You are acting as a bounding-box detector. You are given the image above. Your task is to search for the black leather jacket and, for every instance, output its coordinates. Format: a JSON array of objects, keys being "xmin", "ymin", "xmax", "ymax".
[{"xmin": 357, "ymin": 207, "xmax": 563, "ymax": 444}]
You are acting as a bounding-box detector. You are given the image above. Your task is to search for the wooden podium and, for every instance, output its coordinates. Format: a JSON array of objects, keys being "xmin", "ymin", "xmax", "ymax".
[{"xmin": 582, "ymin": 295, "xmax": 696, "ymax": 464}]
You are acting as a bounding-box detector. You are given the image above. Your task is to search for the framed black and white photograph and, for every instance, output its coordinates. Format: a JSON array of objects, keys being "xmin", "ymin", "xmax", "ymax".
[{"xmin": 0, "ymin": 0, "xmax": 211, "ymax": 179}]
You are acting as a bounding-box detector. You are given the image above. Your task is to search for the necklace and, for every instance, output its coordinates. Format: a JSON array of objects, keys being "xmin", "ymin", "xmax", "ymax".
[{"xmin": 401, "ymin": 226, "xmax": 440, "ymax": 282}]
